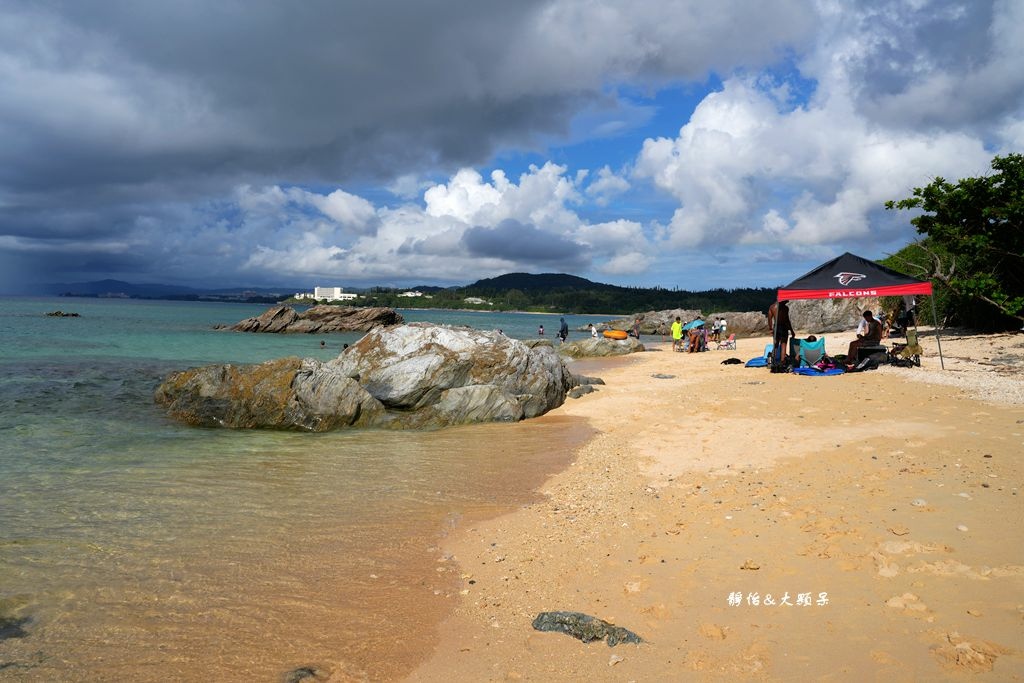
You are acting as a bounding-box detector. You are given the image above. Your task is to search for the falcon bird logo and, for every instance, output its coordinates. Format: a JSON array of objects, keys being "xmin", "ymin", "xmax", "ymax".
[{"xmin": 835, "ymin": 272, "xmax": 866, "ymax": 286}]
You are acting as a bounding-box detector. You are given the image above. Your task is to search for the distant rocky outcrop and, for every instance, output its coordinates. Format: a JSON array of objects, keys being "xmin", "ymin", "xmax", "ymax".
[
  {"xmin": 598, "ymin": 309, "xmax": 701, "ymax": 335},
  {"xmin": 45, "ymin": 310, "xmax": 80, "ymax": 317},
  {"xmin": 155, "ymin": 323, "xmax": 574, "ymax": 431},
  {"xmin": 600, "ymin": 297, "xmax": 881, "ymax": 338},
  {"xmin": 786, "ymin": 297, "xmax": 882, "ymax": 334},
  {"xmin": 558, "ymin": 336, "xmax": 645, "ymax": 358},
  {"xmin": 226, "ymin": 304, "xmax": 402, "ymax": 333}
]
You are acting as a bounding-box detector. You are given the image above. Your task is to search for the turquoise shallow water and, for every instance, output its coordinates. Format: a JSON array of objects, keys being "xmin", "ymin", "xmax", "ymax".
[{"xmin": 0, "ymin": 298, "xmax": 605, "ymax": 681}]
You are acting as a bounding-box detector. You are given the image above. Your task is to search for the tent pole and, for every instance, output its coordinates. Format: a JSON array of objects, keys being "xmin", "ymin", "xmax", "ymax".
[
  {"xmin": 929, "ymin": 295, "xmax": 945, "ymax": 370},
  {"xmin": 772, "ymin": 299, "xmax": 779, "ymax": 364}
]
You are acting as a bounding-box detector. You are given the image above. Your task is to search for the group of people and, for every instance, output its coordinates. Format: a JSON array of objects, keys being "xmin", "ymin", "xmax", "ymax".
[
  {"xmin": 669, "ymin": 316, "xmax": 720, "ymax": 352},
  {"xmin": 544, "ymin": 318, "xmax": 644, "ymax": 342},
  {"xmin": 769, "ymin": 300, "xmax": 888, "ymax": 366},
  {"xmin": 710, "ymin": 317, "xmax": 727, "ymax": 342},
  {"xmin": 538, "ymin": 318, "xmax": 571, "ymax": 343}
]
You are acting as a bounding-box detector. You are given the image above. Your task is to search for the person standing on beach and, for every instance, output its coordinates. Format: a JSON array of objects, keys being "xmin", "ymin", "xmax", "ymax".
[
  {"xmin": 632, "ymin": 318, "xmax": 641, "ymax": 340},
  {"xmin": 768, "ymin": 301, "xmax": 795, "ymax": 363},
  {"xmin": 558, "ymin": 317, "xmax": 569, "ymax": 343},
  {"xmin": 589, "ymin": 323, "xmax": 598, "ymax": 338},
  {"xmin": 670, "ymin": 316, "xmax": 683, "ymax": 351}
]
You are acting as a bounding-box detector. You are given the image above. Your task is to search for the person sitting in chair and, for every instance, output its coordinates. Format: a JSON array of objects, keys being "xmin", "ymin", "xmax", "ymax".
[{"xmin": 847, "ymin": 310, "xmax": 883, "ymax": 360}]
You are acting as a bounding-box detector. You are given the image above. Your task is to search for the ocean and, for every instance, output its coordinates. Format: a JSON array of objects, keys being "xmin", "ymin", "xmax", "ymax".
[{"xmin": 0, "ymin": 298, "xmax": 611, "ymax": 681}]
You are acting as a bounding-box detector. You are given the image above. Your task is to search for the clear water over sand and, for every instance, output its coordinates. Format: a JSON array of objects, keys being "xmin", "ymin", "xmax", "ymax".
[{"xmin": 0, "ymin": 298, "xmax": 599, "ymax": 680}]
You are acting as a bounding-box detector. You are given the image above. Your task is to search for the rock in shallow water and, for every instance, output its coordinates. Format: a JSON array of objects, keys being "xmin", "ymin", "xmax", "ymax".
[{"xmin": 155, "ymin": 323, "xmax": 573, "ymax": 431}]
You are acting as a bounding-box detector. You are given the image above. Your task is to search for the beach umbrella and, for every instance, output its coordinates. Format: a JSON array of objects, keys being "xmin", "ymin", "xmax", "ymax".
[{"xmin": 682, "ymin": 319, "xmax": 705, "ymax": 330}]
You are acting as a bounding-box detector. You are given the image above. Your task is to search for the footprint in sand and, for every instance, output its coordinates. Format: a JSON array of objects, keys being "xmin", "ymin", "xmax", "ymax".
[
  {"xmin": 907, "ymin": 559, "xmax": 1024, "ymax": 579},
  {"xmin": 932, "ymin": 632, "xmax": 1012, "ymax": 673},
  {"xmin": 885, "ymin": 592, "xmax": 930, "ymax": 616},
  {"xmin": 699, "ymin": 623, "xmax": 727, "ymax": 640}
]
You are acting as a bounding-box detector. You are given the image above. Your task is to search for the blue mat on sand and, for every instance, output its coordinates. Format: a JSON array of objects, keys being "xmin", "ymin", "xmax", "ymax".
[
  {"xmin": 745, "ymin": 357, "xmax": 768, "ymax": 367},
  {"xmin": 792, "ymin": 367, "xmax": 845, "ymax": 376}
]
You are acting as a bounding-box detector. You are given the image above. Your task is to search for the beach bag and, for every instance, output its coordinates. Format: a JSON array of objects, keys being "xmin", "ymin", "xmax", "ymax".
[
  {"xmin": 812, "ymin": 355, "xmax": 840, "ymax": 372},
  {"xmin": 850, "ymin": 351, "xmax": 888, "ymax": 372}
]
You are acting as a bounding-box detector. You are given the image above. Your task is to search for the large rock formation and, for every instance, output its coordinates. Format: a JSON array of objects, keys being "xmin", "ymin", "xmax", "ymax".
[
  {"xmin": 156, "ymin": 323, "xmax": 575, "ymax": 431},
  {"xmin": 227, "ymin": 304, "xmax": 402, "ymax": 333},
  {"xmin": 558, "ymin": 336, "xmax": 645, "ymax": 358},
  {"xmin": 786, "ymin": 297, "xmax": 882, "ymax": 334}
]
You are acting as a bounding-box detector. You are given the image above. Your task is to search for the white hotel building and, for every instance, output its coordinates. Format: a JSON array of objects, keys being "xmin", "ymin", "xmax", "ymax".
[{"xmin": 294, "ymin": 286, "xmax": 359, "ymax": 301}]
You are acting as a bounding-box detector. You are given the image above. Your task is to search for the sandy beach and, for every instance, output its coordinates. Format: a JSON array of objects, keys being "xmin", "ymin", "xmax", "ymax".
[{"xmin": 407, "ymin": 329, "xmax": 1024, "ymax": 682}]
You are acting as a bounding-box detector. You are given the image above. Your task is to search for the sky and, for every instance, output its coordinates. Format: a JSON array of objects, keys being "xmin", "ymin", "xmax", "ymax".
[{"xmin": 1, "ymin": 0, "xmax": 1021, "ymax": 294}]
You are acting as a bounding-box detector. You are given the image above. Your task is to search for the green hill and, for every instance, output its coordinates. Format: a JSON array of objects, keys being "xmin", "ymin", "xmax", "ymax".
[{"xmin": 468, "ymin": 272, "xmax": 616, "ymax": 292}]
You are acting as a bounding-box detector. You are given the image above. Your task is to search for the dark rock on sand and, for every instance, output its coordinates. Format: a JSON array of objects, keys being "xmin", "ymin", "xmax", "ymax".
[
  {"xmin": 283, "ymin": 666, "xmax": 328, "ymax": 683},
  {"xmin": 568, "ymin": 385, "xmax": 596, "ymax": 398},
  {"xmin": 228, "ymin": 304, "xmax": 402, "ymax": 333},
  {"xmin": 532, "ymin": 611, "xmax": 642, "ymax": 646},
  {"xmin": 156, "ymin": 323, "xmax": 573, "ymax": 431},
  {"xmin": 571, "ymin": 374, "xmax": 605, "ymax": 386}
]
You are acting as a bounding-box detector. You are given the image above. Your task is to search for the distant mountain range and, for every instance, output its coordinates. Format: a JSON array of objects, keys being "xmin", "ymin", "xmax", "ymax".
[
  {"xmin": 45, "ymin": 273, "xmax": 613, "ymax": 299},
  {"xmin": 43, "ymin": 279, "xmax": 302, "ymax": 301},
  {"xmin": 41, "ymin": 273, "xmax": 778, "ymax": 314}
]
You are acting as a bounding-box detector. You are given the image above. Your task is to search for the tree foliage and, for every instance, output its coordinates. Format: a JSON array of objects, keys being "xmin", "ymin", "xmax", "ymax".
[{"xmin": 885, "ymin": 153, "xmax": 1024, "ymax": 328}]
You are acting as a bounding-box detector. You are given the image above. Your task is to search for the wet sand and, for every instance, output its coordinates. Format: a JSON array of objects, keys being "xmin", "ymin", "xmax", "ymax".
[{"xmin": 409, "ymin": 330, "xmax": 1024, "ymax": 681}]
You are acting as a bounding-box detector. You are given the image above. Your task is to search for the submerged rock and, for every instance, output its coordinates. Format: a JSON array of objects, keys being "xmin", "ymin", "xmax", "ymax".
[
  {"xmin": 532, "ymin": 611, "xmax": 642, "ymax": 647},
  {"xmin": 156, "ymin": 323, "xmax": 573, "ymax": 431},
  {"xmin": 0, "ymin": 616, "xmax": 29, "ymax": 642},
  {"xmin": 228, "ymin": 304, "xmax": 402, "ymax": 333}
]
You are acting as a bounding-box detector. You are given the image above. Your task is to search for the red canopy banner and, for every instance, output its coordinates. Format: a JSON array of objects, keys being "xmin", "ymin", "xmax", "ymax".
[{"xmin": 777, "ymin": 252, "xmax": 933, "ymax": 301}]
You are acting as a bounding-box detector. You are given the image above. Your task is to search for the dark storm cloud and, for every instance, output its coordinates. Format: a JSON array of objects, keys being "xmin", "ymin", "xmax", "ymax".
[
  {"xmin": 0, "ymin": 0, "xmax": 818, "ymax": 287},
  {"xmin": 0, "ymin": 0, "xmax": 558, "ymax": 196},
  {"xmin": 0, "ymin": 0, "xmax": 815, "ymax": 196},
  {"xmin": 464, "ymin": 219, "xmax": 587, "ymax": 268}
]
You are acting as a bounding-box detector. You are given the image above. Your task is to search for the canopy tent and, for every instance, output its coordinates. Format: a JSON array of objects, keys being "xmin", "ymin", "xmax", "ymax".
[{"xmin": 776, "ymin": 252, "xmax": 944, "ymax": 369}]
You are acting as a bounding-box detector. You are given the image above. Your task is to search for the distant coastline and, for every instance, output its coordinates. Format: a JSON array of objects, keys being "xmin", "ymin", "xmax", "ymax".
[{"xmin": 38, "ymin": 273, "xmax": 778, "ymax": 316}]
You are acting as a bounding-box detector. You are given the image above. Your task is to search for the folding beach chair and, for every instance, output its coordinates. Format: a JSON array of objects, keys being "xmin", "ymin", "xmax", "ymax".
[
  {"xmin": 745, "ymin": 343, "xmax": 773, "ymax": 367},
  {"xmin": 716, "ymin": 333, "xmax": 736, "ymax": 351},
  {"xmin": 797, "ymin": 337, "xmax": 826, "ymax": 367},
  {"xmin": 891, "ymin": 328, "xmax": 923, "ymax": 367}
]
